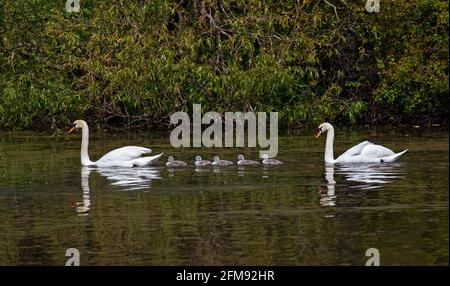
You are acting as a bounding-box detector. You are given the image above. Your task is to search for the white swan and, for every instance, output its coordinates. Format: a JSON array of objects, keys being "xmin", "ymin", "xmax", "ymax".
[
  {"xmin": 315, "ymin": 122, "xmax": 407, "ymax": 164},
  {"xmin": 68, "ymin": 120, "xmax": 163, "ymax": 167}
]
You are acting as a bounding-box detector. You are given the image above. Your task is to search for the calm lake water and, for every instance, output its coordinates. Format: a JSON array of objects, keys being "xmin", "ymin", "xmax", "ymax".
[{"xmin": 0, "ymin": 127, "xmax": 448, "ymax": 265}]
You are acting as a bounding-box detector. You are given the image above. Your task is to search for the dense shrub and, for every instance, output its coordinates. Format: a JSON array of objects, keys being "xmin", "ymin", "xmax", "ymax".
[{"xmin": 0, "ymin": 0, "xmax": 448, "ymax": 130}]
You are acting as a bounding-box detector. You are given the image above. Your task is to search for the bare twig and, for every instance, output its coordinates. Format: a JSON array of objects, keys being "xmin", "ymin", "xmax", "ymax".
[
  {"xmin": 205, "ymin": 13, "xmax": 230, "ymax": 37},
  {"xmin": 323, "ymin": 0, "xmax": 339, "ymax": 19}
]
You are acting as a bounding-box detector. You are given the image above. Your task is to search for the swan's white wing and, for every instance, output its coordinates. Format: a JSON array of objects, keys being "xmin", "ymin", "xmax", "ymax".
[
  {"xmin": 360, "ymin": 144, "xmax": 395, "ymax": 158},
  {"xmin": 132, "ymin": 153, "xmax": 163, "ymax": 167},
  {"xmin": 96, "ymin": 146, "xmax": 152, "ymax": 164},
  {"xmin": 336, "ymin": 140, "xmax": 372, "ymax": 160}
]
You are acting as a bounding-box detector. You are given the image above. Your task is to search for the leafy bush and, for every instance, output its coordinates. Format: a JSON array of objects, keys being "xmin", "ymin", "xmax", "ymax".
[{"xmin": 0, "ymin": 0, "xmax": 447, "ymax": 130}]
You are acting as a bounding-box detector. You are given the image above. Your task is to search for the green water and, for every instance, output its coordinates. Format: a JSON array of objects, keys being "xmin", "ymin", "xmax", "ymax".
[{"xmin": 0, "ymin": 127, "xmax": 448, "ymax": 265}]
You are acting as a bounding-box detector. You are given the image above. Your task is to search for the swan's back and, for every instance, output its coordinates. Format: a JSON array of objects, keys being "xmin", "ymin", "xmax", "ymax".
[
  {"xmin": 336, "ymin": 142, "xmax": 398, "ymax": 163},
  {"xmin": 96, "ymin": 146, "xmax": 152, "ymax": 164},
  {"xmin": 213, "ymin": 160, "xmax": 233, "ymax": 166},
  {"xmin": 262, "ymin": 158, "xmax": 283, "ymax": 165},
  {"xmin": 166, "ymin": 160, "xmax": 187, "ymax": 167},
  {"xmin": 238, "ymin": 159, "xmax": 260, "ymax": 165},
  {"xmin": 360, "ymin": 144, "xmax": 395, "ymax": 158},
  {"xmin": 337, "ymin": 141, "xmax": 372, "ymax": 159}
]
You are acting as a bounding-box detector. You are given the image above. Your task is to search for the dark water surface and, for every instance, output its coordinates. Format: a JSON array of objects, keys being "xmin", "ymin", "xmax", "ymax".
[{"xmin": 0, "ymin": 127, "xmax": 448, "ymax": 265}]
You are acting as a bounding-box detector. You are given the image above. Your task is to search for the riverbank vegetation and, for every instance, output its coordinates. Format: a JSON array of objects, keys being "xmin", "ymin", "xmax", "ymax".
[{"xmin": 0, "ymin": 0, "xmax": 448, "ymax": 130}]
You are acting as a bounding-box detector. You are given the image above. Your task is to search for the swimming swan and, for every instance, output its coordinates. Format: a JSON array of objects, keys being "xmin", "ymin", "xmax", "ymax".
[
  {"xmin": 68, "ymin": 120, "xmax": 163, "ymax": 167},
  {"xmin": 315, "ymin": 122, "xmax": 407, "ymax": 164},
  {"xmin": 261, "ymin": 154, "xmax": 283, "ymax": 165},
  {"xmin": 166, "ymin": 156, "xmax": 187, "ymax": 167},
  {"xmin": 237, "ymin": 154, "xmax": 260, "ymax": 165},
  {"xmin": 212, "ymin": 156, "xmax": 233, "ymax": 166}
]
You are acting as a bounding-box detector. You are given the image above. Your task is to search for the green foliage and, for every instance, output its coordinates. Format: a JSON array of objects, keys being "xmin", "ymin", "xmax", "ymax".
[
  {"xmin": 369, "ymin": 0, "xmax": 449, "ymax": 123},
  {"xmin": 0, "ymin": 0, "xmax": 448, "ymax": 130}
]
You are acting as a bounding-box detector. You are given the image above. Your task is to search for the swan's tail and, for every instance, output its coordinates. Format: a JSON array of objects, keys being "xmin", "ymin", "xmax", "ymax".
[
  {"xmin": 379, "ymin": 149, "xmax": 407, "ymax": 163},
  {"xmin": 132, "ymin": 153, "xmax": 164, "ymax": 167}
]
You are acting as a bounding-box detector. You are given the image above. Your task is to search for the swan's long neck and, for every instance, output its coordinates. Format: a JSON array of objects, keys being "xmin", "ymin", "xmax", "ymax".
[
  {"xmin": 324, "ymin": 126, "xmax": 335, "ymax": 164},
  {"xmin": 80, "ymin": 123, "xmax": 94, "ymax": 166}
]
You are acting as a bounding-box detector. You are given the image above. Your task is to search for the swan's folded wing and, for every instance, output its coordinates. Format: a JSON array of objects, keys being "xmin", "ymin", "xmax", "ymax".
[
  {"xmin": 360, "ymin": 144, "xmax": 395, "ymax": 158},
  {"xmin": 336, "ymin": 140, "xmax": 372, "ymax": 160},
  {"xmin": 96, "ymin": 146, "xmax": 152, "ymax": 163}
]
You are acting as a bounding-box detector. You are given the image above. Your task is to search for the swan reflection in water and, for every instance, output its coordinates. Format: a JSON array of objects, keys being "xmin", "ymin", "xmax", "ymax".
[
  {"xmin": 74, "ymin": 166, "xmax": 161, "ymax": 215},
  {"xmin": 337, "ymin": 163, "xmax": 405, "ymax": 190},
  {"xmin": 75, "ymin": 167, "xmax": 92, "ymax": 215},
  {"xmin": 318, "ymin": 165, "xmax": 337, "ymax": 207},
  {"xmin": 319, "ymin": 163, "xmax": 405, "ymax": 207}
]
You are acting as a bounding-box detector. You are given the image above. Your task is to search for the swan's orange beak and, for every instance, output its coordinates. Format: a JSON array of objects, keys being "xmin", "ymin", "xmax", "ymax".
[
  {"xmin": 315, "ymin": 130, "xmax": 322, "ymax": 139},
  {"xmin": 68, "ymin": 127, "xmax": 76, "ymax": 134}
]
